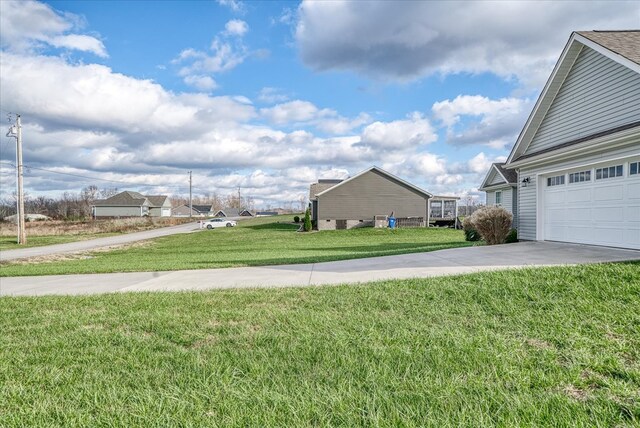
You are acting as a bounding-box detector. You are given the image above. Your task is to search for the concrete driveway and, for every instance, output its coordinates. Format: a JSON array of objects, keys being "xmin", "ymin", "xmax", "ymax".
[
  {"xmin": 0, "ymin": 222, "xmax": 201, "ymax": 262},
  {"xmin": 1, "ymin": 241, "xmax": 638, "ymax": 296}
]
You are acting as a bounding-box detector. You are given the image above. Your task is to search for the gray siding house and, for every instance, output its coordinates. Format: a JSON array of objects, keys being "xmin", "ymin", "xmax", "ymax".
[
  {"xmin": 310, "ymin": 166, "xmax": 433, "ymax": 230},
  {"xmin": 502, "ymin": 31, "xmax": 640, "ymax": 250},
  {"xmin": 479, "ymin": 163, "xmax": 518, "ymax": 227},
  {"xmin": 93, "ymin": 191, "xmax": 171, "ymax": 218}
]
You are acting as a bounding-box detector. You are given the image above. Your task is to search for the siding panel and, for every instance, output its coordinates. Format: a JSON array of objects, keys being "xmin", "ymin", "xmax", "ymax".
[
  {"xmin": 525, "ymin": 47, "xmax": 640, "ymax": 156},
  {"xmin": 318, "ymin": 170, "xmax": 428, "ymax": 222}
]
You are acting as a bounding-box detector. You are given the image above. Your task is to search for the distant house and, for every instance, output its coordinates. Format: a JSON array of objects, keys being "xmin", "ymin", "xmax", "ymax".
[
  {"xmin": 479, "ymin": 162, "xmax": 518, "ymax": 226},
  {"xmin": 93, "ymin": 191, "xmax": 171, "ymax": 218},
  {"xmin": 171, "ymin": 204, "xmax": 212, "ymax": 217},
  {"xmin": 310, "ymin": 166, "xmax": 434, "ymax": 230},
  {"xmin": 214, "ymin": 208, "xmax": 254, "ymax": 217}
]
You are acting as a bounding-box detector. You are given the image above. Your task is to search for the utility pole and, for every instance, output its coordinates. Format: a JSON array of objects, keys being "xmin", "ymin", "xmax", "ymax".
[
  {"xmin": 6, "ymin": 115, "xmax": 26, "ymax": 244},
  {"xmin": 237, "ymin": 186, "xmax": 241, "ymax": 209},
  {"xmin": 188, "ymin": 171, "xmax": 192, "ymax": 218}
]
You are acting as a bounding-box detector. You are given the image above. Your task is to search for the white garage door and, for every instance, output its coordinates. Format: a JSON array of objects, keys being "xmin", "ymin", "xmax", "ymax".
[{"xmin": 543, "ymin": 162, "xmax": 640, "ymax": 250}]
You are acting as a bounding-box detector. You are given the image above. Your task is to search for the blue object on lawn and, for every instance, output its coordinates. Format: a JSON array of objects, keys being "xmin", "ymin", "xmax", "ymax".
[{"xmin": 388, "ymin": 217, "xmax": 396, "ymax": 229}]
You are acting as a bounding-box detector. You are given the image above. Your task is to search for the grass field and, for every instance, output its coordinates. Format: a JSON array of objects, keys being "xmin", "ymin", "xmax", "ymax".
[
  {"xmin": 0, "ymin": 217, "xmax": 193, "ymax": 251},
  {"xmin": 1, "ymin": 262, "xmax": 638, "ymax": 427},
  {"xmin": 0, "ymin": 215, "xmax": 472, "ymax": 277}
]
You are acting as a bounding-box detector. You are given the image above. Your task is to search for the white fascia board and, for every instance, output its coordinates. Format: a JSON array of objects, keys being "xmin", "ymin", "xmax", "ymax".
[
  {"xmin": 479, "ymin": 183, "xmax": 517, "ymax": 192},
  {"xmin": 506, "ymin": 127, "xmax": 640, "ymax": 169}
]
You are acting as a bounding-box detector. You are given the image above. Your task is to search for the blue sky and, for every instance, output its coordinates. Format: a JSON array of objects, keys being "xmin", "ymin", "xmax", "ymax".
[{"xmin": 1, "ymin": 0, "xmax": 638, "ymax": 207}]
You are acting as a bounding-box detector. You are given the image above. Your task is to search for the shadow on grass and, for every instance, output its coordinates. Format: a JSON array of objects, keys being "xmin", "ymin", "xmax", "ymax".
[{"xmin": 242, "ymin": 223, "xmax": 300, "ymax": 231}]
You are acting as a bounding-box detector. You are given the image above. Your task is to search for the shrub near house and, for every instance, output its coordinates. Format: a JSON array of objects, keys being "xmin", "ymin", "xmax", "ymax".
[{"xmin": 466, "ymin": 206, "xmax": 513, "ymax": 245}]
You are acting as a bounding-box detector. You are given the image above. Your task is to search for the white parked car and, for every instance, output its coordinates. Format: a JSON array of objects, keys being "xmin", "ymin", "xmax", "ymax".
[{"xmin": 203, "ymin": 218, "xmax": 237, "ymax": 229}]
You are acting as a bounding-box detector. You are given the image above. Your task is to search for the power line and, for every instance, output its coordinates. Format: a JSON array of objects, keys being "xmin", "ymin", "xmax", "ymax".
[{"xmin": 23, "ymin": 164, "xmax": 213, "ymax": 193}]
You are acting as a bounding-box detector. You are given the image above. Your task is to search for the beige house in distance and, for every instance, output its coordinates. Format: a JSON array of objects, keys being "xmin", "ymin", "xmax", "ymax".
[{"xmin": 310, "ymin": 166, "xmax": 434, "ymax": 230}]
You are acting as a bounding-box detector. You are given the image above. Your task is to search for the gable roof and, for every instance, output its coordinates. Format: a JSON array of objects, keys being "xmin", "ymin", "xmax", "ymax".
[
  {"xmin": 309, "ymin": 179, "xmax": 343, "ymax": 200},
  {"xmin": 146, "ymin": 195, "xmax": 169, "ymax": 207},
  {"xmin": 479, "ymin": 163, "xmax": 517, "ymax": 191},
  {"xmin": 191, "ymin": 204, "xmax": 213, "ymax": 213},
  {"xmin": 506, "ymin": 31, "xmax": 640, "ymax": 166},
  {"xmin": 215, "ymin": 208, "xmax": 240, "ymax": 217},
  {"xmin": 93, "ymin": 191, "xmax": 170, "ymax": 207},
  {"xmin": 315, "ymin": 166, "xmax": 433, "ymax": 199},
  {"xmin": 577, "ymin": 31, "xmax": 640, "ymax": 66},
  {"xmin": 94, "ymin": 191, "xmax": 148, "ymax": 207}
]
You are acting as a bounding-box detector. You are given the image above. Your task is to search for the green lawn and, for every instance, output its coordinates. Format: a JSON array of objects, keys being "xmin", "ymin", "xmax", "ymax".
[
  {"xmin": 1, "ymin": 263, "xmax": 638, "ymax": 427},
  {"xmin": 0, "ymin": 215, "xmax": 472, "ymax": 277}
]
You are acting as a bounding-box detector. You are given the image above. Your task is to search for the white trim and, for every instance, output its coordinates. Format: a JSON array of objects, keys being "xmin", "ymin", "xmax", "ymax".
[
  {"xmin": 315, "ymin": 165, "xmax": 433, "ymax": 198},
  {"xmin": 507, "ymin": 127, "xmax": 640, "ymax": 169}
]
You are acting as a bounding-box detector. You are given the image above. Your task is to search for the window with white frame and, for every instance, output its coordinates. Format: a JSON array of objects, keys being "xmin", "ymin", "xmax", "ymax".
[
  {"xmin": 630, "ymin": 161, "xmax": 639, "ymax": 176},
  {"xmin": 495, "ymin": 191, "xmax": 502, "ymax": 205},
  {"xmin": 547, "ymin": 175, "xmax": 565, "ymax": 186},
  {"xmin": 595, "ymin": 164, "xmax": 623, "ymax": 180},
  {"xmin": 569, "ymin": 170, "xmax": 591, "ymax": 183}
]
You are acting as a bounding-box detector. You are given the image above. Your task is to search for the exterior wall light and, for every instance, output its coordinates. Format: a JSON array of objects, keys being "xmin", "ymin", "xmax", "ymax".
[{"xmin": 521, "ymin": 177, "xmax": 530, "ymax": 187}]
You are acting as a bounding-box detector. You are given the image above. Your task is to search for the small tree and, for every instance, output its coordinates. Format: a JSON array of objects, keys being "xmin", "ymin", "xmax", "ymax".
[
  {"xmin": 303, "ymin": 208, "xmax": 312, "ymax": 232},
  {"xmin": 467, "ymin": 206, "xmax": 512, "ymax": 245}
]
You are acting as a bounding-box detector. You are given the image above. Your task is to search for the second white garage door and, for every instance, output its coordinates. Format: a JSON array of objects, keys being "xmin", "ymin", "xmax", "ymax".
[{"xmin": 542, "ymin": 161, "xmax": 640, "ymax": 250}]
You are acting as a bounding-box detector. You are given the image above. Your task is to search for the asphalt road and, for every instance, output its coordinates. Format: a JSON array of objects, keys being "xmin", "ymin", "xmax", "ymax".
[
  {"xmin": 2, "ymin": 241, "xmax": 638, "ymax": 296},
  {"xmin": 0, "ymin": 222, "xmax": 201, "ymax": 262}
]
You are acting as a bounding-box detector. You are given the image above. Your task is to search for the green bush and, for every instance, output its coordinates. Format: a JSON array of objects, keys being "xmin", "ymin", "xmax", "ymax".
[
  {"xmin": 505, "ymin": 228, "xmax": 518, "ymax": 243},
  {"xmin": 462, "ymin": 217, "xmax": 480, "ymax": 242},
  {"xmin": 467, "ymin": 206, "xmax": 513, "ymax": 245},
  {"xmin": 303, "ymin": 208, "xmax": 312, "ymax": 232},
  {"xmin": 293, "ymin": 216, "xmax": 300, "ymax": 223}
]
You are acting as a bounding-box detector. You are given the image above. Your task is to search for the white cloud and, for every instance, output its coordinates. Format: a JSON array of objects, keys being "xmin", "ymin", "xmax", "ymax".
[
  {"xmin": 183, "ymin": 75, "xmax": 218, "ymax": 91},
  {"xmin": 466, "ymin": 152, "xmax": 507, "ymax": 175},
  {"xmin": 295, "ymin": 0, "xmax": 639, "ymax": 88},
  {"xmin": 217, "ymin": 0, "xmax": 245, "ymax": 14},
  {"xmin": 432, "ymin": 95, "xmax": 531, "ymax": 149},
  {"xmin": 260, "ymin": 100, "xmax": 370, "ymax": 134},
  {"xmin": 261, "ymin": 100, "xmax": 323, "ymax": 124},
  {"xmin": 0, "ymin": 0, "xmax": 107, "ymax": 57},
  {"xmin": 257, "ymin": 87, "xmax": 289, "ymax": 104},
  {"xmin": 224, "ymin": 19, "xmax": 249, "ymax": 37},
  {"xmin": 360, "ymin": 113, "xmax": 437, "ymax": 150}
]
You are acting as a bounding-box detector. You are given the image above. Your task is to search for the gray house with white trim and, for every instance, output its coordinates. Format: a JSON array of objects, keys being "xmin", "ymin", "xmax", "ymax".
[
  {"xmin": 497, "ymin": 30, "xmax": 640, "ymax": 250},
  {"xmin": 479, "ymin": 163, "xmax": 518, "ymax": 227}
]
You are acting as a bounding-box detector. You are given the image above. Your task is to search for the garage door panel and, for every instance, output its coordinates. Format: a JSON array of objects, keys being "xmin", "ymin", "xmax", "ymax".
[
  {"xmin": 594, "ymin": 185, "xmax": 624, "ymax": 201},
  {"xmin": 566, "ymin": 188, "xmax": 591, "ymax": 203},
  {"xmin": 565, "ymin": 208, "xmax": 591, "ymax": 221},
  {"xmin": 543, "ymin": 167, "xmax": 639, "ymax": 250}
]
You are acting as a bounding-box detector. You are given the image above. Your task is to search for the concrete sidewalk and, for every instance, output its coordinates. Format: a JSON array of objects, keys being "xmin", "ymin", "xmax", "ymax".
[{"xmin": 2, "ymin": 241, "xmax": 638, "ymax": 296}]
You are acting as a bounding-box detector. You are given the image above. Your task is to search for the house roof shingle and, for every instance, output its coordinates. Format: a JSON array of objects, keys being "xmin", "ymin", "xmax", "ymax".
[
  {"xmin": 94, "ymin": 191, "xmax": 148, "ymax": 207},
  {"xmin": 309, "ymin": 180, "xmax": 342, "ymax": 200},
  {"xmin": 577, "ymin": 30, "xmax": 640, "ymax": 66},
  {"xmin": 146, "ymin": 195, "xmax": 169, "ymax": 207},
  {"xmin": 93, "ymin": 191, "xmax": 169, "ymax": 207},
  {"xmin": 494, "ymin": 163, "xmax": 518, "ymax": 183}
]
